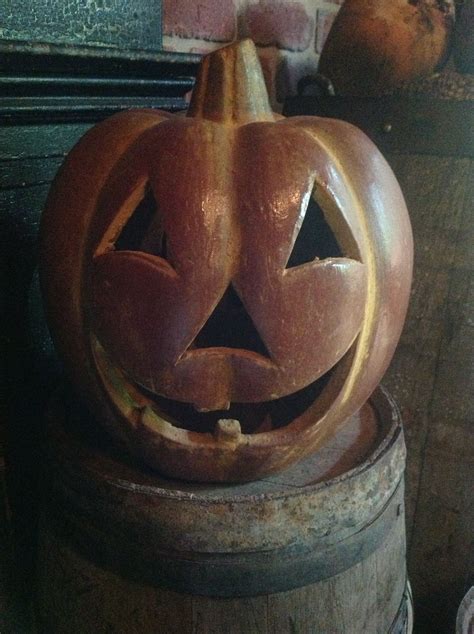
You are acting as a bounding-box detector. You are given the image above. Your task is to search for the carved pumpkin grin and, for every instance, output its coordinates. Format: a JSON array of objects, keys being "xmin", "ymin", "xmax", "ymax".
[{"xmin": 40, "ymin": 40, "xmax": 413, "ymax": 481}]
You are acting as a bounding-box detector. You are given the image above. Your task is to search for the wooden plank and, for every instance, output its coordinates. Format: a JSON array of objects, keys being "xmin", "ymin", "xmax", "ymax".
[
  {"xmin": 192, "ymin": 596, "xmax": 268, "ymax": 634},
  {"xmin": 0, "ymin": 182, "xmax": 50, "ymax": 321},
  {"xmin": 36, "ymin": 519, "xmax": 193, "ymax": 634},
  {"xmin": 0, "ymin": 123, "xmax": 92, "ymax": 161},
  {"xmin": 400, "ymin": 159, "xmax": 474, "ymax": 634},
  {"xmin": 0, "ymin": 183, "xmax": 50, "ymax": 327},
  {"xmin": 0, "ymin": 156, "xmax": 63, "ymax": 189},
  {"xmin": 0, "ymin": 182, "xmax": 50, "ymax": 231},
  {"xmin": 1, "ymin": 0, "xmax": 162, "ymax": 53},
  {"xmin": 375, "ymin": 498, "xmax": 407, "ymax": 633},
  {"xmin": 382, "ymin": 154, "xmax": 472, "ymax": 550},
  {"xmin": 284, "ymin": 96, "xmax": 474, "ymax": 158},
  {"xmin": 266, "ymin": 488, "xmax": 406, "ymax": 634},
  {"xmin": 408, "ymin": 436, "xmax": 474, "ymax": 633},
  {"xmin": 267, "ymin": 559, "xmax": 378, "ymax": 634}
]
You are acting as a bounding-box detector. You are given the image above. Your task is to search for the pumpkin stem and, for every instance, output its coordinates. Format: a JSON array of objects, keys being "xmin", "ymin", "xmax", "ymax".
[{"xmin": 187, "ymin": 39, "xmax": 275, "ymax": 124}]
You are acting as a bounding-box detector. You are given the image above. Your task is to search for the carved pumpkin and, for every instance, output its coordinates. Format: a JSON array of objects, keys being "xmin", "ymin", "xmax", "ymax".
[{"xmin": 40, "ymin": 40, "xmax": 413, "ymax": 482}]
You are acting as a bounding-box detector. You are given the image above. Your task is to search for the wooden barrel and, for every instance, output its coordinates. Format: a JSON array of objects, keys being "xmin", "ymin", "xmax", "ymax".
[{"xmin": 36, "ymin": 386, "xmax": 411, "ymax": 633}]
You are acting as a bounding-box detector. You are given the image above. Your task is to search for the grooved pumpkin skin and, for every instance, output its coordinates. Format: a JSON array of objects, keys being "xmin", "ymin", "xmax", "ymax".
[{"xmin": 40, "ymin": 41, "xmax": 413, "ymax": 481}]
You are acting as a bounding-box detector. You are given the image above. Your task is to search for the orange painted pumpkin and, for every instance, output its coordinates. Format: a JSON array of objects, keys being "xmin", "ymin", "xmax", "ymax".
[{"xmin": 40, "ymin": 40, "xmax": 413, "ymax": 481}]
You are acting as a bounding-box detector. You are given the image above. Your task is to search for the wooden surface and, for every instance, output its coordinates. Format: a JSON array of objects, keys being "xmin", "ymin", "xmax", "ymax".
[
  {"xmin": 35, "ymin": 388, "xmax": 409, "ymax": 632},
  {"xmin": 36, "ymin": 498, "xmax": 408, "ymax": 634},
  {"xmin": 1, "ymin": 0, "xmax": 162, "ymax": 53},
  {"xmin": 284, "ymin": 95, "xmax": 474, "ymax": 159},
  {"xmin": 382, "ymin": 153, "xmax": 474, "ymax": 633}
]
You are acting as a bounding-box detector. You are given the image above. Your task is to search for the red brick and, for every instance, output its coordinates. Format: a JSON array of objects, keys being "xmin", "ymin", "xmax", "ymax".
[
  {"xmin": 163, "ymin": 0, "xmax": 236, "ymax": 42},
  {"xmin": 315, "ymin": 9, "xmax": 338, "ymax": 54},
  {"xmin": 243, "ymin": 1, "xmax": 314, "ymax": 52}
]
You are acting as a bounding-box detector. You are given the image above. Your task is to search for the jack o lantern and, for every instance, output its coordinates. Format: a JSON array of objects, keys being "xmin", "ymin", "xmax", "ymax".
[{"xmin": 40, "ymin": 40, "xmax": 413, "ymax": 482}]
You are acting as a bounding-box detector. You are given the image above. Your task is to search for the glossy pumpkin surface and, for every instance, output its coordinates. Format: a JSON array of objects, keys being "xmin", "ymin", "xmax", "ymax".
[{"xmin": 40, "ymin": 40, "xmax": 413, "ymax": 481}]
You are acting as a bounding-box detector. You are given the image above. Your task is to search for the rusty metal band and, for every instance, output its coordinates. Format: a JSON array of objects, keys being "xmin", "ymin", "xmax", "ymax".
[{"xmin": 43, "ymin": 479, "xmax": 403, "ymax": 598}]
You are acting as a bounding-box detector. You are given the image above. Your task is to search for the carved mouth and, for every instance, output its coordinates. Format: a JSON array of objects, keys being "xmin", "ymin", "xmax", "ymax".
[
  {"xmin": 136, "ymin": 367, "xmax": 336, "ymax": 434},
  {"xmin": 92, "ymin": 336, "xmax": 351, "ymax": 437}
]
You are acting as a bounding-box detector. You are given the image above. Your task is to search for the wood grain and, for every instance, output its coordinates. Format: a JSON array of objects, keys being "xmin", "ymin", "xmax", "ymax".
[
  {"xmin": 192, "ymin": 596, "xmax": 268, "ymax": 634},
  {"xmin": 36, "ymin": 489, "xmax": 407, "ymax": 634},
  {"xmin": 383, "ymin": 155, "xmax": 474, "ymax": 633}
]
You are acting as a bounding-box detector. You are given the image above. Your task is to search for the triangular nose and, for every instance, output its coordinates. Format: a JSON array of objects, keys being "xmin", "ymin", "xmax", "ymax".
[{"xmin": 192, "ymin": 284, "xmax": 271, "ymax": 357}]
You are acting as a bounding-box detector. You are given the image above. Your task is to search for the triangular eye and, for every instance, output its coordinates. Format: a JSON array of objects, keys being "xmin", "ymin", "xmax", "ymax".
[
  {"xmin": 286, "ymin": 195, "xmax": 343, "ymax": 268},
  {"xmin": 114, "ymin": 184, "xmax": 167, "ymax": 258},
  {"xmin": 191, "ymin": 285, "xmax": 271, "ymax": 357}
]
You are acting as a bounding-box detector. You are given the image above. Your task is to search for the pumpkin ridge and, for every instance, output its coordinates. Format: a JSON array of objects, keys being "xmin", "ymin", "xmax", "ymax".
[{"xmin": 296, "ymin": 124, "xmax": 377, "ymax": 408}]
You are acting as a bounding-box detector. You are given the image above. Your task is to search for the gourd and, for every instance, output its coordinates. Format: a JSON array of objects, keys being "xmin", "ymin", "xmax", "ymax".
[
  {"xmin": 319, "ymin": 0, "xmax": 455, "ymax": 96},
  {"xmin": 40, "ymin": 40, "xmax": 413, "ymax": 482}
]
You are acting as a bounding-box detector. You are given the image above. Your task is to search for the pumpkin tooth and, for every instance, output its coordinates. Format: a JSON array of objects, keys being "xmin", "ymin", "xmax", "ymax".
[{"xmin": 215, "ymin": 419, "xmax": 242, "ymax": 445}]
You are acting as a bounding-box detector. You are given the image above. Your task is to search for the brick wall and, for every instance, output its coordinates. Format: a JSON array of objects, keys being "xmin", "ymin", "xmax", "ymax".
[{"xmin": 163, "ymin": 0, "xmax": 343, "ymax": 109}]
